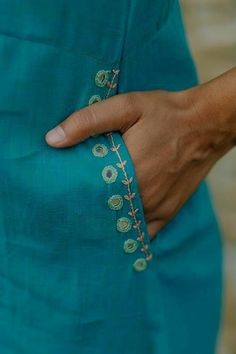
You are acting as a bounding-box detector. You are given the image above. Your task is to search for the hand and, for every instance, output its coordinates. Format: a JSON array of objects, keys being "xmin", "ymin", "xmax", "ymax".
[{"xmin": 45, "ymin": 87, "xmax": 233, "ymax": 240}]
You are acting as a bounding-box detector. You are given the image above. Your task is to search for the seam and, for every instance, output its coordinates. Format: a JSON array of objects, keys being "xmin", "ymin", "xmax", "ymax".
[
  {"xmin": 0, "ymin": 31, "xmax": 118, "ymax": 65},
  {"xmin": 117, "ymin": 0, "xmax": 132, "ymax": 83}
]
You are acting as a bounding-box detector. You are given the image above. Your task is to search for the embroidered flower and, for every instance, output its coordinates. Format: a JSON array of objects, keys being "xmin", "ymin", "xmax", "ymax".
[
  {"xmin": 108, "ymin": 194, "xmax": 123, "ymax": 210},
  {"xmin": 102, "ymin": 165, "xmax": 118, "ymax": 184},
  {"xmin": 92, "ymin": 143, "xmax": 108, "ymax": 157},
  {"xmin": 116, "ymin": 217, "xmax": 132, "ymax": 233}
]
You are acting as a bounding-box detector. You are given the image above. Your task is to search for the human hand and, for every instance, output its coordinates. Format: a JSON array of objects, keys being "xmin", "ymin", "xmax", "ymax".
[{"xmin": 45, "ymin": 87, "xmax": 234, "ymax": 240}]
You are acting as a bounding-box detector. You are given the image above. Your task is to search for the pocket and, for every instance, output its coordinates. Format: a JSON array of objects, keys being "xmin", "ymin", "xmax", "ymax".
[
  {"xmin": 113, "ymin": 131, "xmax": 153, "ymax": 244},
  {"xmin": 87, "ymin": 65, "xmax": 154, "ymax": 272},
  {"xmin": 102, "ymin": 129, "xmax": 154, "ymax": 270}
]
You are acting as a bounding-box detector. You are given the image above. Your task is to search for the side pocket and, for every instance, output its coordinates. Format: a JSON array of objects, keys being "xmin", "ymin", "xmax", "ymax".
[
  {"xmin": 112, "ymin": 131, "xmax": 152, "ymax": 241},
  {"xmin": 105, "ymin": 130, "xmax": 154, "ymax": 268},
  {"xmin": 89, "ymin": 65, "xmax": 154, "ymax": 272}
]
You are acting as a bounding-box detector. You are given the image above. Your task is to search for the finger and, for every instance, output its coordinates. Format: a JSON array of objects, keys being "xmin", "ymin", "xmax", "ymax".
[
  {"xmin": 147, "ymin": 219, "xmax": 166, "ymax": 240},
  {"xmin": 147, "ymin": 162, "xmax": 213, "ymax": 239},
  {"xmin": 154, "ymin": 159, "xmax": 215, "ymax": 222},
  {"xmin": 45, "ymin": 92, "xmax": 142, "ymax": 148}
]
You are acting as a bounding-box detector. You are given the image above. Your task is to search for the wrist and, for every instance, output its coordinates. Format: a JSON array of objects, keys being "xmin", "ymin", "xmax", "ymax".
[{"xmin": 183, "ymin": 82, "xmax": 236, "ymax": 157}]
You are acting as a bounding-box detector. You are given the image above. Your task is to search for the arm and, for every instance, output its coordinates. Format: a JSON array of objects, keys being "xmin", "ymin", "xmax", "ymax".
[
  {"xmin": 187, "ymin": 66, "xmax": 236, "ymax": 156},
  {"xmin": 45, "ymin": 66, "xmax": 236, "ymax": 238}
]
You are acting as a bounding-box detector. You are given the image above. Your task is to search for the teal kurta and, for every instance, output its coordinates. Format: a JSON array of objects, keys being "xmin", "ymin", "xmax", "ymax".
[{"xmin": 0, "ymin": 1, "xmax": 223, "ymax": 353}]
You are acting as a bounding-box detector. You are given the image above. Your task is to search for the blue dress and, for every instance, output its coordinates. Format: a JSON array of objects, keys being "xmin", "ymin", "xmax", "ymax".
[{"xmin": 0, "ymin": 0, "xmax": 223, "ymax": 353}]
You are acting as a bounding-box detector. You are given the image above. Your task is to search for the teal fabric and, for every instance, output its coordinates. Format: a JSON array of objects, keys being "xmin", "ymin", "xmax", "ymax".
[{"xmin": 0, "ymin": 1, "xmax": 223, "ymax": 353}]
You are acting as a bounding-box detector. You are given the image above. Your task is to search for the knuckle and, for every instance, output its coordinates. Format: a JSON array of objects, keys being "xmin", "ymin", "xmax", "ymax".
[
  {"xmin": 85, "ymin": 105, "xmax": 99, "ymax": 135},
  {"xmin": 71, "ymin": 106, "xmax": 98, "ymax": 136},
  {"xmin": 70, "ymin": 113, "xmax": 82, "ymax": 130},
  {"xmin": 64, "ymin": 111, "xmax": 82, "ymax": 131}
]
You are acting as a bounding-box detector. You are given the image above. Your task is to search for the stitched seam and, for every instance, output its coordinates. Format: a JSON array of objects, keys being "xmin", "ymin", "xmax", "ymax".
[
  {"xmin": 117, "ymin": 0, "xmax": 132, "ymax": 80},
  {"xmin": 0, "ymin": 31, "xmax": 119, "ymax": 65}
]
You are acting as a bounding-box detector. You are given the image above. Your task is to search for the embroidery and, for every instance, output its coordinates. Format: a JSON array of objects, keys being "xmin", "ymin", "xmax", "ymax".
[
  {"xmin": 123, "ymin": 239, "xmax": 139, "ymax": 253},
  {"xmin": 92, "ymin": 143, "xmax": 109, "ymax": 157},
  {"xmin": 102, "ymin": 165, "xmax": 118, "ymax": 184},
  {"xmin": 95, "ymin": 70, "xmax": 110, "ymax": 87},
  {"xmin": 90, "ymin": 67, "xmax": 153, "ymax": 272},
  {"xmin": 89, "ymin": 94, "xmax": 102, "ymax": 105},
  {"xmin": 133, "ymin": 258, "xmax": 147, "ymax": 272},
  {"xmin": 108, "ymin": 194, "xmax": 123, "ymax": 210},
  {"xmin": 104, "ymin": 69, "xmax": 153, "ymax": 271},
  {"xmin": 117, "ymin": 217, "xmax": 133, "ymax": 233}
]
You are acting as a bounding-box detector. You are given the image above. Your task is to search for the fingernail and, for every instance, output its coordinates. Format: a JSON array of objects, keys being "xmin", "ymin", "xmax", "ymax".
[{"xmin": 45, "ymin": 126, "xmax": 66, "ymax": 145}]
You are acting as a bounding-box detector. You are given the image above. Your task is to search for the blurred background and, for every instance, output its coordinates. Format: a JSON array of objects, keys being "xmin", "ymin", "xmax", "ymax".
[{"xmin": 181, "ymin": 1, "xmax": 236, "ymax": 353}]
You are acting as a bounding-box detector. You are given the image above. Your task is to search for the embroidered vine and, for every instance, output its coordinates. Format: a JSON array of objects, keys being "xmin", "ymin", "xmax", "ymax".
[
  {"xmin": 89, "ymin": 66, "xmax": 153, "ymax": 271},
  {"xmin": 104, "ymin": 68, "xmax": 153, "ymax": 264}
]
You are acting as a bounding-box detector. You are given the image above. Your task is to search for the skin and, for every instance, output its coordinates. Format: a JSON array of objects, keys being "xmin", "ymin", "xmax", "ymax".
[{"xmin": 45, "ymin": 66, "xmax": 236, "ymax": 240}]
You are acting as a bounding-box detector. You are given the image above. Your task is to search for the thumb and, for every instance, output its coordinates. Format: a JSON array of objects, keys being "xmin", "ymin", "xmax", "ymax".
[{"xmin": 45, "ymin": 92, "xmax": 141, "ymax": 148}]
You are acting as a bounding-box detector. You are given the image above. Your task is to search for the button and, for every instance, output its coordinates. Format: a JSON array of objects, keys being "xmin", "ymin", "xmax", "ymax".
[
  {"xmin": 95, "ymin": 70, "xmax": 110, "ymax": 87},
  {"xmin": 116, "ymin": 217, "xmax": 132, "ymax": 233},
  {"xmin": 108, "ymin": 194, "xmax": 123, "ymax": 210},
  {"xmin": 102, "ymin": 165, "xmax": 118, "ymax": 184},
  {"xmin": 88, "ymin": 94, "xmax": 102, "ymax": 105},
  {"xmin": 92, "ymin": 143, "xmax": 108, "ymax": 157},
  {"xmin": 123, "ymin": 239, "xmax": 138, "ymax": 253},
  {"xmin": 133, "ymin": 258, "xmax": 147, "ymax": 272}
]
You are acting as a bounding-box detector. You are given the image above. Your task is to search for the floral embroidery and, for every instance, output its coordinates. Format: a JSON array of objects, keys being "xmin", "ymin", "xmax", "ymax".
[
  {"xmin": 92, "ymin": 143, "xmax": 109, "ymax": 157},
  {"xmin": 117, "ymin": 217, "xmax": 133, "ymax": 233},
  {"xmin": 104, "ymin": 69, "xmax": 153, "ymax": 271},
  {"xmin": 95, "ymin": 70, "xmax": 110, "ymax": 87},
  {"xmin": 123, "ymin": 239, "xmax": 139, "ymax": 253},
  {"xmin": 90, "ymin": 67, "xmax": 153, "ymax": 272},
  {"xmin": 108, "ymin": 194, "xmax": 123, "ymax": 210},
  {"xmin": 89, "ymin": 94, "xmax": 102, "ymax": 105},
  {"xmin": 133, "ymin": 258, "xmax": 147, "ymax": 272},
  {"xmin": 102, "ymin": 165, "xmax": 118, "ymax": 184}
]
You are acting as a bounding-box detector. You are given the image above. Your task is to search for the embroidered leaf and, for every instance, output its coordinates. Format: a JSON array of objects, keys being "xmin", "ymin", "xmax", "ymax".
[
  {"xmin": 133, "ymin": 220, "xmax": 141, "ymax": 229},
  {"xmin": 146, "ymin": 254, "xmax": 153, "ymax": 261},
  {"xmin": 123, "ymin": 192, "xmax": 136, "ymax": 200},
  {"xmin": 128, "ymin": 208, "xmax": 139, "ymax": 217},
  {"xmin": 122, "ymin": 178, "xmax": 133, "ymax": 185},
  {"xmin": 137, "ymin": 235, "xmax": 144, "ymax": 242},
  {"xmin": 124, "ymin": 177, "xmax": 133, "ymax": 184},
  {"xmin": 110, "ymin": 144, "xmax": 120, "ymax": 152},
  {"xmin": 141, "ymin": 245, "xmax": 148, "ymax": 252},
  {"xmin": 116, "ymin": 160, "xmax": 127, "ymax": 169},
  {"xmin": 116, "ymin": 162, "xmax": 123, "ymax": 169},
  {"xmin": 112, "ymin": 69, "xmax": 120, "ymax": 75},
  {"xmin": 107, "ymin": 81, "xmax": 117, "ymax": 89}
]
